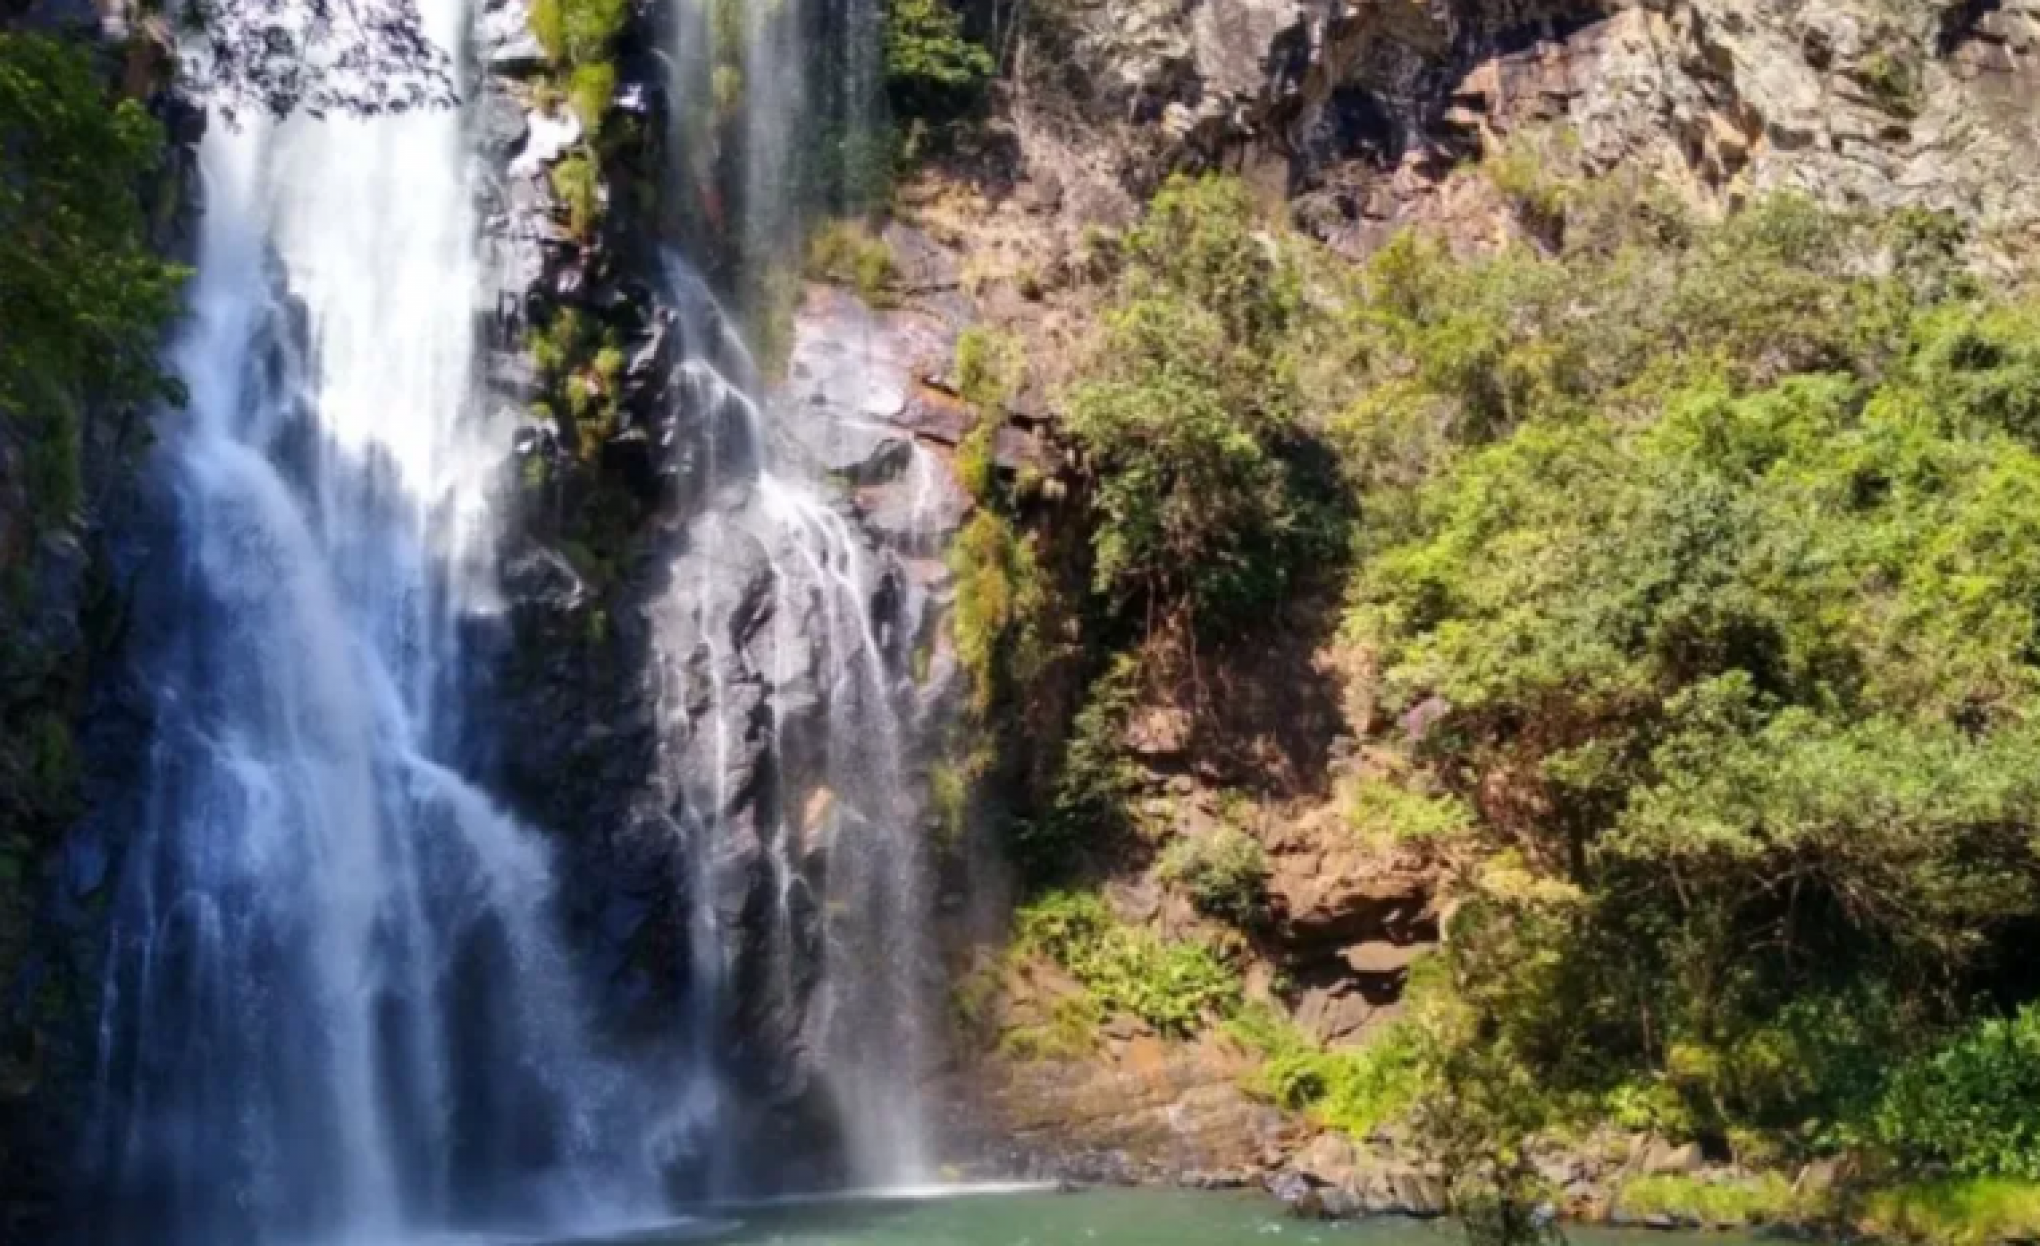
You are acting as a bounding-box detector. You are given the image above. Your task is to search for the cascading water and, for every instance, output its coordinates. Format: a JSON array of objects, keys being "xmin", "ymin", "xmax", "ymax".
[
  {"xmin": 86, "ymin": 3, "xmax": 655, "ymax": 1240},
  {"xmin": 645, "ymin": 260, "xmax": 940, "ymax": 1192},
  {"xmin": 649, "ymin": 0, "xmax": 945, "ymax": 1188}
]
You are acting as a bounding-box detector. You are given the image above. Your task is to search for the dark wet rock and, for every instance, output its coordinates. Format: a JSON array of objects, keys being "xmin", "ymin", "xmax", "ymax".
[{"xmin": 476, "ymin": 87, "xmax": 531, "ymax": 160}]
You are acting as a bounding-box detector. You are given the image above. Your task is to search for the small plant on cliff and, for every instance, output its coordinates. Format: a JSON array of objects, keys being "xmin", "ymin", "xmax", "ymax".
[
  {"xmin": 1857, "ymin": 46, "xmax": 1923, "ymax": 119},
  {"xmin": 956, "ymin": 324, "xmax": 1025, "ymax": 409},
  {"xmin": 806, "ymin": 219, "xmax": 896, "ymax": 303},
  {"xmin": 949, "ymin": 509, "xmax": 1045, "ymax": 716},
  {"xmin": 1007, "ymin": 654, "xmax": 1142, "ymax": 880},
  {"xmin": 1158, "ymin": 825, "xmax": 1268, "ymax": 926},
  {"xmin": 1232, "ymin": 1003, "xmax": 1431, "ymax": 1139},
  {"xmin": 1345, "ymin": 777, "xmax": 1474, "ymax": 848},
  {"xmin": 531, "ymin": 0, "xmax": 629, "ymax": 67},
  {"xmin": 550, "ymin": 153, "xmax": 600, "ymax": 240},
  {"xmin": 569, "ymin": 62, "xmax": 618, "ymax": 133},
  {"xmin": 953, "ymin": 327, "xmax": 1024, "ymax": 504},
  {"xmin": 1013, "ymin": 889, "xmax": 1241, "ymax": 1038}
]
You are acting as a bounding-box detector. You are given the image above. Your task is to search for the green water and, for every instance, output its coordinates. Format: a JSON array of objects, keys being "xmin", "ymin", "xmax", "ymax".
[{"xmin": 553, "ymin": 1189, "xmax": 1764, "ymax": 1246}]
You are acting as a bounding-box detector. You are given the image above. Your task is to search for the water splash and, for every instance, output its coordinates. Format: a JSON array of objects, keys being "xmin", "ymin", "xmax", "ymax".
[{"xmin": 88, "ymin": 8, "xmax": 655, "ymax": 1240}]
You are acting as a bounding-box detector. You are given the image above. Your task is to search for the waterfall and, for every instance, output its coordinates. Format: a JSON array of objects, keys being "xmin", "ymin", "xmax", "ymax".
[
  {"xmin": 82, "ymin": 0, "xmax": 946, "ymax": 1224},
  {"xmin": 86, "ymin": 0, "xmax": 656, "ymax": 1238},
  {"xmin": 650, "ymin": 0, "xmax": 943, "ymax": 1189}
]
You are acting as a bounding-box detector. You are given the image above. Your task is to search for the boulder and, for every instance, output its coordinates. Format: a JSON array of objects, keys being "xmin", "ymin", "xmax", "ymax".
[{"xmin": 1639, "ymin": 1138, "xmax": 1706, "ymax": 1176}]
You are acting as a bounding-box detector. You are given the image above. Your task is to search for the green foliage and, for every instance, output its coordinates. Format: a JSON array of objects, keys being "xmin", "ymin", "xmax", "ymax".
[
  {"xmin": 883, "ymin": 0, "xmax": 993, "ymax": 120},
  {"xmin": 1001, "ymin": 993, "xmax": 1103, "ymax": 1060},
  {"xmin": 0, "ymin": 33, "xmax": 180, "ymax": 837},
  {"xmin": 1346, "ymin": 776, "xmax": 1474, "ymax": 846},
  {"xmin": 1858, "ymin": 48, "xmax": 1923, "ymax": 118},
  {"xmin": 1329, "ymin": 186, "xmax": 2040, "ymax": 1167},
  {"xmin": 1065, "ymin": 175, "xmax": 1344, "ymax": 633},
  {"xmin": 1614, "ymin": 1173, "xmax": 1805, "ymax": 1226},
  {"xmin": 954, "ymin": 326, "xmax": 1024, "ymax": 503},
  {"xmin": 0, "ymin": 33, "xmax": 184, "ymax": 504},
  {"xmin": 949, "ymin": 509, "xmax": 1044, "ymax": 716},
  {"xmin": 1157, "ymin": 826, "xmax": 1267, "ymax": 926},
  {"xmin": 1235, "ymin": 1005, "xmax": 1430, "ymax": 1137},
  {"xmin": 551, "ymin": 154, "xmax": 600, "ymax": 240},
  {"xmin": 1876, "ymin": 1006, "xmax": 2040, "ymax": 1180},
  {"xmin": 805, "ymin": 219, "xmax": 895, "ymax": 302},
  {"xmin": 531, "ymin": 0, "xmax": 628, "ymax": 66},
  {"xmin": 956, "ymin": 325, "xmax": 1024, "ymax": 409},
  {"xmin": 1014, "ymin": 890, "xmax": 1241, "ymax": 1037},
  {"xmin": 1864, "ymin": 1179, "xmax": 2040, "ymax": 1246},
  {"xmin": 569, "ymin": 61, "xmax": 617, "ymax": 133},
  {"xmin": 928, "ymin": 758, "xmax": 969, "ymax": 846},
  {"xmin": 1009, "ymin": 654, "xmax": 1142, "ymax": 880}
]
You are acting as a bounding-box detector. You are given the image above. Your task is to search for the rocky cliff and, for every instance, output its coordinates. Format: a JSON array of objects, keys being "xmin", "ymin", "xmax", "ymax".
[{"xmin": 893, "ymin": 0, "xmax": 2040, "ymax": 1213}]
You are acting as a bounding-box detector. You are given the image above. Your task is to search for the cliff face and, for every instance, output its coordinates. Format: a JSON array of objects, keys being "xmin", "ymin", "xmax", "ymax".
[
  {"xmin": 471, "ymin": 0, "xmax": 980, "ymax": 1186},
  {"xmin": 0, "ymin": 15, "xmax": 199, "ymax": 1238}
]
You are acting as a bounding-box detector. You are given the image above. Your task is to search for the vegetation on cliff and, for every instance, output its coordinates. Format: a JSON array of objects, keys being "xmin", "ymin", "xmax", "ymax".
[
  {"xmin": 958, "ymin": 146, "xmax": 2040, "ymax": 1230},
  {"xmin": 0, "ymin": 28, "xmax": 181, "ymax": 916}
]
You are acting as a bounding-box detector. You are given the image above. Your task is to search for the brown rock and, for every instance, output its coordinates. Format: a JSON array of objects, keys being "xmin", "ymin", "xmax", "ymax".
[
  {"xmin": 1639, "ymin": 1138, "xmax": 1705, "ymax": 1176},
  {"xmin": 1292, "ymin": 1132, "xmax": 1358, "ymax": 1188}
]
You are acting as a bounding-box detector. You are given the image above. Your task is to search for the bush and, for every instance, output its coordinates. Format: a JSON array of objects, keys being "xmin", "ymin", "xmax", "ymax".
[
  {"xmin": 805, "ymin": 219, "xmax": 895, "ymax": 302},
  {"xmin": 1331, "ymin": 191, "xmax": 2040, "ymax": 1164},
  {"xmin": 531, "ymin": 0, "xmax": 628, "ymax": 65},
  {"xmin": 1864, "ymin": 1179, "xmax": 2040, "ymax": 1246},
  {"xmin": 1233, "ymin": 1004, "xmax": 1430, "ymax": 1138},
  {"xmin": 1065, "ymin": 175, "xmax": 1344, "ymax": 634},
  {"xmin": 948, "ymin": 509, "xmax": 1044, "ymax": 716},
  {"xmin": 883, "ymin": 0, "xmax": 993, "ymax": 120},
  {"xmin": 0, "ymin": 33, "xmax": 184, "ymax": 463},
  {"xmin": 1345, "ymin": 777, "xmax": 1474, "ymax": 846},
  {"xmin": 1014, "ymin": 890, "xmax": 1240, "ymax": 1038},
  {"xmin": 569, "ymin": 61, "xmax": 617, "ymax": 133},
  {"xmin": 550, "ymin": 153, "xmax": 600, "ymax": 239},
  {"xmin": 956, "ymin": 325, "xmax": 1024, "ymax": 409},
  {"xmin": 1158, "ymin": 826, "xmax": 1267, "ymax": 925},
  {"xmin": 1876, "ymin": 1006, "xmax": 2040, "ymax": 1180}
]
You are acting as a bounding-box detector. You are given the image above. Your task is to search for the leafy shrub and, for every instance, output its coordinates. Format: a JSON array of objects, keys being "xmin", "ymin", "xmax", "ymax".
[
  {"xmin": 805, "ymin": 219, "xmax": 895, "ymax": 302},
  {"xmin": 1014, "ymin": 890, "xmax": 1240, "ymax": 1037},
  {"xmin": 1008, "ymin": 655, "xmax": 1142, "ymax": 880},
  {"xmin": 883, "ymin": 0, "xmax": 993, "ymax": 119},
  {"xmin": 953, "ymin": 327, "xmax": 1022, "ymax": 503},
  {"xmin": 531, "ymin": 0, "xmax": 628, "ymax": 65},
  {"xmin": 1233, "ymin": 1004, "xmax": 1429, "ymax": 1137},
  {"xmin": 1158, "ymin": 826, "xmax": 1267, "ymax": 925},
  {"xmin": 1001, "ymin": 993, "xmax": 1104, "ymax": 1060},
  {"xmin": 1065, "ymin": 175, "xmax": 1344, "ymax": 634},
  {"xmin": 956, "ymin": 325, "xmax": 1024, "ymax": 409},
  {"xmin": 1345, "ymin": 777, "xmax": 1474, "ymax": 846},
  {"xmin": 1331, "ymin": 190, "xmax": 2040, "ymax": 1162},
  {"xmin": 0, "ymin": 33, "xmax": 184, "ymax": 481},
  {"xmin": 1876, "ymin": 1006, "xmax": 2040, "ymax": 1180},
  {"xmin": 1863, "ymin": 1179, "xmax": 2040, "ymax": 1246},
  {"xmin": 569, "ymin": 61, "xmax": 617, "ymax": 132},
  {"xmin": 550, "ymin": 153, "xmax": 600, "ymax": 239},
  {"xmin": 948, "ymin": 510, "xmax": 1044, "ymax": 716},
  {"xmin": 1857, "ymin": 48, "xmax": 1922, "ymax": 118}
]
